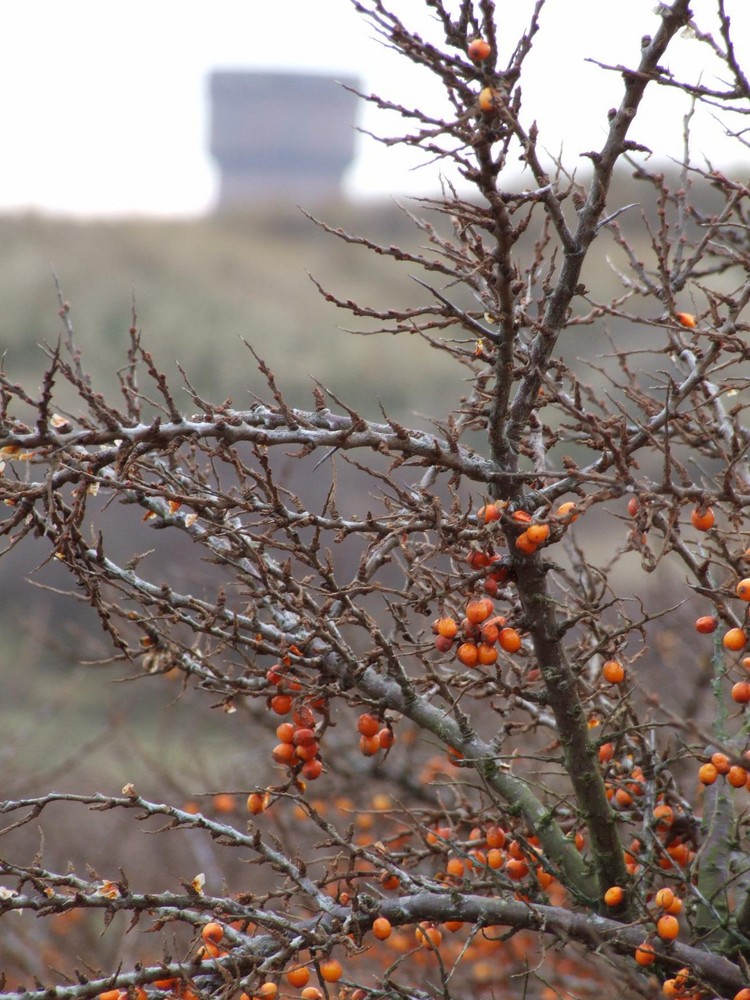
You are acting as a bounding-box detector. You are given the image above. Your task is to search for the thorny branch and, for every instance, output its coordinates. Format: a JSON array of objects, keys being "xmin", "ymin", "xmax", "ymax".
[{"xmin": 1, "ymin": 2, "xmax": 750, "ymax": 999}]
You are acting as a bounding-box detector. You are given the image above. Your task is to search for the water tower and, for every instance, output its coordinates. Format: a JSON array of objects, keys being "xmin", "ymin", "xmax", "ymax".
[{"xmin": 209, "ymin": 71, "xmax": 361, "ymax": 209}]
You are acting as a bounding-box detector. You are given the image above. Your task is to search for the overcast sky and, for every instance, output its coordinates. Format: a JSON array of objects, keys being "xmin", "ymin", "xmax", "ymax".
[{"xmin": 1, "ymin": 1, "xmax": 747, "ymax": 216}]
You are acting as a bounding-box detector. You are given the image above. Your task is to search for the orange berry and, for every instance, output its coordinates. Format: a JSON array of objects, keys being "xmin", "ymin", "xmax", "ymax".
[
  {"xmin": 478, "ymin": 86, "xmax": 500, "ymax": 113},
  {"xmin": 99, "ymin": 992, "xmax": 123, "ymax": 1000},
  {"xmin": 256, "ymin": 984, "xmax": 278, "ymax": 999},
  {"xmin": 293, "ymin": 727, "xmax": 317, "ymax": 747},
  {"xmin": 615, "ymin": 787, "xmax": 633, "ymax": 808},
  {"xmin": 627, "ymin": 496, "xmax": 640, "ymax": 516},
  {"xmin": 507, "ymin": 839, "xmax": 524, "ymax": 860},
  {"xmin": 467, "ymin": 848, "xmax": 485, "ymax": 868},
  {"xmin": 724, "ymin": 628, "xmax": 748, "ymax": 651},
  {"xmin": 357, "ymin": 713, "xmax": 380, "ymax": 737},
  {"xmin": 466, "ymin": 598, "xmax": 494, "ymax": 624},
  {"xmin": 212, "ymin": 793, "xmax": 236, "ymax": 814},
  {"xmin": 467, "ymin": 549, "xmax": 492, "ymax": 569},
  {"xmin": 732, "ymin": 682, "xmax": 750, "ymax": 704},
  {"xmin": 511, "ymin": 510, "xmax": 532, "ymax": 524},
  {"xmin": 359, "ymin": 733, "xmax": 381, "ymax": 756},
  {"xmin": 555, "ymin": 501, "xmax": 579, "ymax": 522},
  {"xmin": 698, "ymin": 762, "xmax": 719, "ymax": 785},
  {"xmin": 300, "ymin": 989, "xmax": 323, "ymax": 1000},
  {"xmin": 246, "ymin": 791, "xmax": 269, "ymax": 815},
  {"xmin": 444, "ymin": 920, "xmax": 463, "ymax": 932},
  {"xmin": 737, "ymin": 579, "xmax": 750, "ymax": 601},
  {"xmin": 536, "ymin": 866, "xmax": 554, "ymax": 889},
  {"xmin": 381, "ymin": 873, "xmax": 399, "ymax": 890},
  {"xmin": 653, "ymin": 804, "xmax": 674, "ymax": 827},
  {"xmin": 695, "ymin": 615, "xmax": 718, "ymax": 634},
  {"xmin": 276, "ymin": 722, "xmax": 295, "ymax": 743},
  {"xmin": 480, "ymin": 615, "xmax": 506, "ymax": 644},
  {"xmin": 415, "ymin": 923, "xmax": 442, "ymax": 949},
  {"xmin": 201, "ymin": 922, "xmax": 224, "ymax": 943},
  {"xmin": 286, "ymin": 967, "xmax": 310, "ymax": 988},
  {"xmin": 468, "ymin": 38, "xmax": 492, "ymax": 61},
  {"xmin": 515, "ymin": 531, "xmax": 538, "ymax": 555},
  {"xmin": 456, "ymin": 641, "xmax": 480, "ymax": 668},
  {"xmin": 445, "ymin": 857, "xmax": 465, "ymax": 877},
  {"xmin": 372, "ymin": 916, "xmax": 392, "ymax": 940},
  {"xmin": 727, "ymin": 765, "xmax": 748, "ymax": 788},
  {"xmin": 477, "ymin": 502, "xmax": 501, "ymax": 522},
  {"xmin": 665, "ymin": 896, "xmax": 683, "ymax": 915},
  {"xmin": 710, "ymin": 752, "xmax": 730, "ymax": 774},
  {"xmin": 733, "ymin": 990, "xmax": 750, "ymax": 1000},
  {"xmin": 301, "ymin": 758, "xmax": 323, "ymax": 780},
  {"xmin": 504, "ymin": 858, "xmax": 530, "ymax": 881},
  {"xmin": 270, "ymin": 693, "xmax": 292, "ymax": 715},
  {"xmin": 295, "ymin": 741, "xmax": 320, "ymax": 762},
  {"xmin": 485, "ymin": 825, "xmax": 506, "ymax": 849},
  {"xmin": 675, "ymin": 311, "xmax": 697, "ymax": 328},
  {"xmin": 477, "ymin": 641, "xmax": 498, "ymax": 666},
  {"xmin": 690, "ymin": 506, "xmax": 714, "ymax": 531},
  {"xmin": 654, "ymin": 888, "xmax": 675, "ymax": 910},
  {"xmin": 426, "ymin": 824, "xmax": 452, "ymax": 846},
  {"xmin": 378, "ymin": 727, "xmax": 394, "ymax": 749},
  {"xmin": 486, "ymin": 847, "xmax": 504, "ymax": 869},
  {"xmin": 598, "ymin": 742, "xmax": 615, "ymax": 764},
  {"xmin": 634, "ymin": 942, "xmax": 656, "ymax": 966},
  {"xmin": 293, "ymin": 705, "xmax": 315, "ymax": 728},
  {"xmin": 435, "ymin": 616, "xmax": 459, "ymax": 639},
  {"xmin": 319, "ymin": 959, "xmax": 343, "ymax": 983},
  {"xmin": 498, "ymin": 627, "xmax": 521, "ymax": 653},
  {"xmin": 602, "ymin": 659, "xmax": 625, "ymax": 684},
  {"xmin": 667, "ymin": 842, "xmax": 691, "ymax": 866},
  {"xmin": 526, "ymin": 523, "xmax": 550, "ymax": 545},
  {"xmin": 272, "ymin": 742, "xmax": 296, "ymax": 765},
  {"xmin": 656, "ymin": 914, "xmax": 680, "ymax": 940},
  {"xmin": 603, "ymin": 885, "xmax": 624, "ymax": 907}
]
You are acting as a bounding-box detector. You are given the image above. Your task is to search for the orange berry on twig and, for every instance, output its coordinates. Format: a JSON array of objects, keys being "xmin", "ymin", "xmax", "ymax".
[
  {"xmin": 556, "ymin": 501, "xmax": 579, "ymax": 522},
  {"xmin": 694, "ymin": 615, "xmax": 718, "ymax": 634},
  {"xmin": 478, "ymin": 86, "xmax": 500, "ymax": 113},
  {"xmin": 656, "ymin": 914, "xmax": 680, "ymax": 940},
  {"xmin": 698, "ymin": 762, "xmax": 719, "ymax": 785},
  {"xmin": 468, "ymin": 38, "xmax": 491, "ymax": 61},
  {"xmin": 654, "ymin": 888, "xmax": 675, "ymax": 910},
  {"xmin": 498, "ymin": 628, "xmax": 521, "ymax": 653},
  {"xmin": 675, "ymin": 311, "xmax": 696, "ymax": 328},
  {"xmin": 372, "ymin": 916, "xmax": 392, "ymax": 940},
  {"xmin": 286, "ymin": 967, "xmax": 310, "ymax": 988},
  {"xmin": 319, "ymin": 959, "xmax": 343, "ymax": 983},
  {"xmin": 603, "ymin": 885, "xmax": 624, "ymax": 906},
  {"xmin": 602, "ymin": 660, "xmax": 625, "ymax": 684},
  {"xmin": 724, "ymin": 628, "xmax": 747, "ymax": 652},
  {"xmin": 357, "ymin": 713, "xmax": 380, "ymax": 737},
  {"xmin": 690, "ymin": 506, "xmax": 714, "ymax": 531},
  {"xmin": 634, "ymin": 942, "xmax": 656, "ymax": 966},
  {"xmin": 526, "ymin": 523, "xmax": 550, "ymax": 545}
]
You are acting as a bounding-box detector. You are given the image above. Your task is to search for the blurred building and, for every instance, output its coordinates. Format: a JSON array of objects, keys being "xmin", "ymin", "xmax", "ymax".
[{"xmin": 209, "ymin": 71, "xmax": 360, "ymax": 209}]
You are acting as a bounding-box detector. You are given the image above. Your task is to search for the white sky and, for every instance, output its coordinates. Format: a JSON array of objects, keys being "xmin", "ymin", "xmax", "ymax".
[{"xmin": 0, "ymin": 1, "xmax": 747, "ymax": 216}]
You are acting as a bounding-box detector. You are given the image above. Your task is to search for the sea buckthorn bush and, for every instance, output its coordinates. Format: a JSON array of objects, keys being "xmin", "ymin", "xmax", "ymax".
[{"xmin": 0, "ymin": 2, "xmax": 750, "ymax": 1000}]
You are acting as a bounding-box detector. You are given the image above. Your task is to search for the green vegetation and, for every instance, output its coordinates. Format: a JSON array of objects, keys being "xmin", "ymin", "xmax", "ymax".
[{"xmin": 0, "ymin": 204, "xmax": 461, "ymax": 418}]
